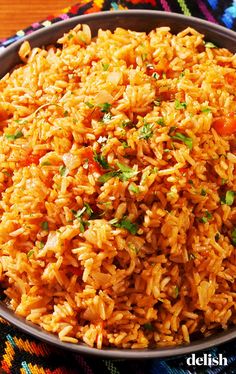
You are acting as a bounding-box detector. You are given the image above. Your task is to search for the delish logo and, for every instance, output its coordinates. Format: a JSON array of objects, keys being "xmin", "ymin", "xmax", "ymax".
[{"xmin": 186, "ymin": 353, "xmax": 227, "ymax": 367}]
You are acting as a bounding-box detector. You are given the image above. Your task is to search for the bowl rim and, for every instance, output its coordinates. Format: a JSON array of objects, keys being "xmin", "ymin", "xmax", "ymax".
[{"xmin": 1, "ymin": 9, "xmax": 236, "ymax": 359}]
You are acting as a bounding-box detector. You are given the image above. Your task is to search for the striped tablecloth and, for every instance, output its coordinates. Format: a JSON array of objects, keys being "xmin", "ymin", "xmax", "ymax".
[{"xmin": 0, "ymin": 1, "xmax": 236, "ymax": 373}]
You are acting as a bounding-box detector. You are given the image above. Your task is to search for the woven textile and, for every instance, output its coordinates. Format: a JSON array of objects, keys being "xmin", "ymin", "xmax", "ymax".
[{"xmin": 0, "ymin": 1, "xmax": 236, "ymax": 373}]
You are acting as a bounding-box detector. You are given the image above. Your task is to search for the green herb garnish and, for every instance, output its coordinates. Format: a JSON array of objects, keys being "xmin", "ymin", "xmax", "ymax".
[
  {"xmin": 41, "ymin": 161, "xmax": 51, "ymax": 166},
  {"xmin": 204, "ymin": 41, "xmax": 218, "ymax": 49},
  {"xmin": 68, "ymin": 34, "xmax": 74, "ymax": 40},
  {"xmin": 143, "ymin": 323, "xmax": 154, "ymax": 331},
  {"xmin": 221, "ymin": 190, "xmax": 235, "ymax": 206},
  {"xmin": 215, "ymin": 233, "xmax": 220, "ymax": 241},
  {"xmin": 5, "ymin": 131, "xmax": 23, "ymax": 141},
  {"xmin": 139, "ymin": 123, "xmax": 153, "ymax": 140},
  {"xmin": 59, "ymin": 165, "xmax": 67, "ymax": 176},
  {"xmin": 99, "ymin": 102, "xmax": 111, "ymax": 113},
  {"xmin": 85, "ymin": 102, "xmax": 94, "ymax": 108},
  {"xmin": 84, "ymin": 203, "xmax": 93, "ymax": 217},
  {"xmin": 173, "ymin": 286, "xmax": 179, "ymax": 298},
  {"xmin": 94, "ymin": 152, "xmax": 109, "ymax": 169},
  {"xmin": 175, "ymin": 100, "xmax": 187, "ymax": 110},
  {"xmin": 199, "ymin": 211, "xmax": 212, "ymax": 223},
  {"xmin": 112, "ymin": 217, "xmax": 139, "ymax": 235},
  {"xmin": 27, "ymin": 250, "xmax": 34, "ymax": 258},
  {"xmin": 98, "ymin": 171, "xmax": 120, "ymax": 184},
  {"xmin": 41, "ymin": 221, "xmax": 49, "ymax": 231},
  {"xmin": 121, "ymin": 141, "xmax": 130, "ymax": 149},
  {"xmin": 231, "ymin": 228, "xmax": 236, "ymax": 246},
  {"xmin": 102, "ymin": 63, "xmax": 109, "ymax": 71},
  {"xmin": 156, "ymin": 117, "xmax": 165, "ymax": 127},
  {"xmin": 153, "ymin": 100, "xmax": 161, "ymax": 106},
  {"xmin": 201, "ymin": 108, "xmax": 211, "ymax": 113},
  {"xmin": 128, "ymin": 183, "xmax": 140, "ymax": 194},
  {"xmin": 172, "ymin": 132, "xmax": 193, "ymax": 150},
  {"xmin": 200, "ymin": 188, "xmax": 207, "ymax": 196},
  {"xmin": 116, "ymin": 162, "xmax": 138, "ymax": 181}
]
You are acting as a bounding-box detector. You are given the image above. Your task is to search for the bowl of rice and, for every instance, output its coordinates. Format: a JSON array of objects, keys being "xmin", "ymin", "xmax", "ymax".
[{"xmin": 0, "ymin": 10, "xmax": 236, "ymax": 358}]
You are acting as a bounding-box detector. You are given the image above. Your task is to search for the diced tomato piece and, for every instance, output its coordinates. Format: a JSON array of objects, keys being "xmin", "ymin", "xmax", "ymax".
[
  {"xmin": 83, "ymin": 148, "xmax": 103, "ymax": 174},
  {"xmin": 212, "ymin": 113, "xmax": 236, "ymax": 136},
  {"xmin": 19, "ymin": 150, "xmax": 47, "ymax": 167}
]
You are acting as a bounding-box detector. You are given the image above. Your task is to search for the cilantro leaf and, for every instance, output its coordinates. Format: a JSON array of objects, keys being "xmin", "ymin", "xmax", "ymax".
[
  {"xmin": 199, "ymin": 211, "xmax": 212, "ymax": 223},
  {"xmin": 98, "ymin": 171, "xmax": 120, "ymax": 183},
  {"xmin": 143, "ymin": 323, "xmax": 154, "ymax": 331},
  {"xmin": 172, "ymin": 132, "xmax": 193, "ymax": 150},
  {"xmin": 139, "ymin": 123, "xmax": 153, "ymax": 140},
  {"xmin": 84, "ymin": 203, "xmax": 93, "ymax": 217},
  {"xmin": 204, "ymin": 41, "xmax": 218, "ymax": 49},
  {"xmin": 59, "ymin": 165, "xmax": 67, "ymax": 176},
  {"xmin": 116, "ymin": 162, "xmax": 138, "ymax": 181},
  {"xmin": 5, "ymin": 131, "xmax": 23, "ymax": 141},
  {"xmin": 156, "ymin": 117, "xmax": 165, "ymax": 127},
  {"xmin": 175, "ymin": 100, "xmax": 187, "ymax": 110},
  {"xmin": 85, "ymin": 102, "xmax": 94, "ymax": 108},
  {"xmin": 112, "ymin": 216, "xmax": 138, "ymax": 235},
  {"xmin": 102, "ymin": 63, "xmax": 109, "ymax": 71},
  {"xmin": 99, "ymin": 102, "xmax": 111, "ymax": 113},
  {"xmin": 41, "ymin": 221, "xmax": 49, "ymax": 231},
  {"xmin": 231, "ymin": 228, "xmax": 236, "ymax": 246},
  {"xmin": 128, "ymin": 183, "xmax": 140, "ymax": 194},
  {"xmin": 220, "ymin": 190, "xmax": 235, "ymax": 206},
  {"xmin": 93, "ymin": 152, "xmax": 109, "ymax": 169},
  {"xmin": 201, "ymin": 108, "xmax": 211, "ymax": 113}
]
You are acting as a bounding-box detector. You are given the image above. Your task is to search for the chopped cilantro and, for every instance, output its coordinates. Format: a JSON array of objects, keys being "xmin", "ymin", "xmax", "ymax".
[
  {"xmin": 201, "ymin": 108, "xmax": 211, "ymax": 113},
  {"xmin": 221, "ymin": 178, "xmax": 228, "ymax": 185},
  {"xmin": 27, "ymin": 250, "xmax": 34, "ymax": 258},
  {"xmin": 172, "ymin": 132, "xmax": 193, "ymax": 150},
  {"xmin": 41, "ymin": 161, "xmax": 51, "ymax": 166},
  {"xmin": 199, "ymin": 211, "xmax": 212, "ymax": 223},
  {"xmin": 152, "ymin": 72, "xmax": 159, "ymax": 79},
  {"xmin": 179, "ymin": 72, "xmax": 185, "ymax": 78},
  {"xmin": 204, "ymin": 41, "xmax": 218, "ymax": 49},
  {"xmin": 39, "ymin": 241, "xmax": 44, "ymax": 249},
  {"xmin": 215, "ymin": 233, "xmax": 220, "ymax": 241},
  {"xmin": 143, "ymin": 323, "xmax": 154, "ymax": 331},
  {"xmin": 41, "ymin": 221, "xmax": 49, "ymax": 231},
  {"xmin": 220, "ymin": 190, "xmax": 235, "ymax": 206},
  {"xmin": 188, "ymin": 180, "xmax": 194, "ymax": 185},
  {"xmin": 128, "ymin": 183, "xmax": 140, "ymax": 194},
  {"xmin": 102, "ymin": 63, "xmax": 109, "ymax": 71},
  {"xmin": 156, "ymin": 117, "xmax": 165, "ymax": 127},
  {"xmin": 139, "ymin": 123, "xmax": 153, "ymax": 140},
  {"xmin": 116, "ymin": 162, "xmax": 138, "ymax": 181},
  {"xmin": 153, "ymin": 100, "xmax": 161, "ymax": 106},
  {"xmin": 63, "ymin": 110, "xmax": 69, "ymax": 117},
  {"xmin": 173, "ymin": 286, "xmax": 179, "ymax": 298},
  {"xmin": 84, "ymin": 203, "xmax": 93, "ymax": 217},
  {"xmin": 93, "ymin": 152, "xmax": 109, "ymax": 169},
  {"xmin": 121, "ymin": 141, "xmax": 130, "ymax": 149},
  {"xmin": 121, "ymin": 120, "xmax": 133, "ymax": 128},
  {"xmin": 111, "ymin": 216, "xmax": 138, "ymax": 235},
  {"xmin": 67, "ymin": 34, "xmax": 74, "ymax": 40},
  {"xmin": 225, "ymin": 191, "xmax": 235, "ymax": 206},
  {"xmin": 5, "ymin": 131, "xmax": 23, "ymax": 141},
  {"xmin": 168, "ymin": 126, "xmax": 177, "ymax": 136},
  {"xmin": 231, "ymin": 228, "xmax": 236, "ymax": 246},
  {"xmin": 59, "ymin": 165, "xmax": 67, "ymax": 176},
  {"xmin": 85, "ymin": 102, "xmax": 94, "ymax": 108},
  {"xmin": 175, "ymin": 100, "xmax": 187, "ymax": 110},
  {"xmin": 200, "ymin": 188, "xmax": 207, "ymax": 196},
  {"xmin": 98, "ymin": 171, "xmax": 120, "ymax": 183},
  {"xmin": 99, "ymin": 102, "xmax": 111, "ymax": 113}
]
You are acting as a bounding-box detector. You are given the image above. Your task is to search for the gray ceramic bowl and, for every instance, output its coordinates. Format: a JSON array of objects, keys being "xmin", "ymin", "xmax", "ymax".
[{"xmin": 0, "ymin": 10, "xmax": 236, "ymax": 359}]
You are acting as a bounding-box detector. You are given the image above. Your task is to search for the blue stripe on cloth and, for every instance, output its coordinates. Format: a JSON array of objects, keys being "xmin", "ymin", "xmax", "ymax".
[
  {"xmin": 221, "ymin": 2, "xmax": 236, "ymax": 28},
  {"xmin": 207, "ymin": 0, "xmax": 219, "ymax": 10}
]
